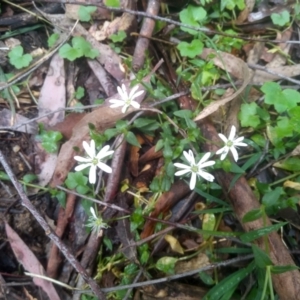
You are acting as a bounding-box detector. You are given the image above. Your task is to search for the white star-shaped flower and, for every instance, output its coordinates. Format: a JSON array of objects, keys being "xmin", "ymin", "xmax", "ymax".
[
  {"xmin": 216, "ymin": 125, "xmax": 247, "ymax": 162},
  {"xmin": 86, "ymin": 207, "xmax": 109, "ymax": 237},
  {"xmin": 74, "ymin": 140, "xmax": 114, "ymax": 184},
  {"xmin": 109, "ymin": 84, "xmax": 144, "ymax": 113},
  {"xmin": 174, "ymin": 150, "xmax": 215, "ymax": 190}
]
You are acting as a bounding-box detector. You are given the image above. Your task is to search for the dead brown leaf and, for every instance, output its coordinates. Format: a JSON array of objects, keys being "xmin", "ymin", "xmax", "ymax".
[
  {"xmin": 193, "ymin": 48, "xmax": 251, "ymax": 121},
  {"xmin": 5, "ymin": 222, "xmax": 61, "ymax": 300}
]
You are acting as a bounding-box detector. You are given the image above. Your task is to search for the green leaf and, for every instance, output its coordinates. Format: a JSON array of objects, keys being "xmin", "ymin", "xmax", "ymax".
[
  {"xmin": 22, "ymin": 174, "xmax": 37, "ymax": 184},
  {"xmin": 106, "ymin": 0, "xmax": 120, "ymax": 7},
  {"xmin": 239, "ymin": 102, "xmax": 261, "ymax": 128},
  {"xmin": 0, "ymin": 171, "xmax": 10, "ymax": 181},
  {"xmin": 203, "ymin": 261, "xmax": 255, "ymax": 300},
  {"xmin": 109, "ymin": 30, "xmax": 126, "ymax": 43},
  {"xmin": 271, "ymin": 10, "xmax": 290, "ymax": 26},
  {"xmin": 240, "ymin": 222, "xmax": 287, "ymax": 243},
  {"xmin": 177, "ymin": 39, "xmax": 204, "ymax": 58},
  {"xmin": 37, "ymin": 130, "xmax": 63, "ymax": 153},
  {"xmin": 78, "ymin": 5, "xmax": 97, "ymax": 22},
  {"xmin": 72, "ymin": 36, "xmax": 99, "ymax": 59},
  {"xmin": 179, "ymin": 5, "xmax": 207, "ymax": 35},
  {"xmin": 202, "ymin": 213, "xmax": 216, "ymax": 240},
  {"xmin": 156, "ymin": 256, "xmax": 178, "ymax": 275},
  {"xmin": 125, "ymin": 131, "xmax": 141, "ymax": 147},
  {"xmin": 55, "ymin": 190, "xmax": 66, "ymax": 207},
  {"xmin": 130, "ymin": 207, "xmax": 144, "ymax": 232},
  {"xmin": 273, "ymin": 157, "xmax": 300, "ymax": 171},
  {"xmin": 103, "ymin": 236, "xmax": 113, "ymax": 251},
  {"xmin": 75, "ymin": 86, "xmax": 85, "ymax": 99},
  {"xmin": 221, "ymin": 0, "xmax": 245, "ymax": 10},
  {"xmin": 48, "ymin": 33, "xmax": 60, "ymax": 48},
  {"xmin": 271, "ymin": 265, "xmax": 299, "ymax": 274},
  {"xmin": 242, "ymin": 208, "xmax": 263, "ymax": 223},
  {"xmin": 8, "ymin": 45, "xmax": 32, "ymax": 69},
  {"xmin": 252, "ymin": 244, "xmax": 273, "ymax": 268},
  {"xmin": 261, "ymin": 82, "xmax": 300, "ymax": 113},
  {"xmin": 59, "ymin": 43, "xmax": 80, "ymax": 61},
  {"xmin": 65, "ymin": 172, "xmax": 89, "ymax": 194},
  {"xmin": 199, "ymin": 271, "xmax": 214, "ymax": 285}
]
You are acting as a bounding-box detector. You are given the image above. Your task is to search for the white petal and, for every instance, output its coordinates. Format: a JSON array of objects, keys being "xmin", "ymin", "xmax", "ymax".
[
  {"xmin": 219, "ymin": 148, "xmax": 229, "ymax": 160},
  {"xmin": 74, "ymin": 156, "xmax": 92, "ymax": 163},
  {"xmin": 128, "ymin": 85, "xmax": 139, "ymax": 98},
  {"xmin": 97, "ymin": 161, "xmax": 112, "ymax": 173},
  {"xmin": 199, "ymin": 152, "xmax": 211, "ymax": 164},
  {"xmin": 228, "ymin": 125, "xmax": 236, "ymax": 141},
  {"xmin": 75, "ymin": 163, "xmax": 91, "ymax": 171},
  {"xmin": 130, "ymin": 100, "xmax": 140, "ymax": 109},
  {"xmin": 198, "ymin": 170, "xmax": 215, "ymax": 182},
  {"xmin": 216, "ymin": 146, "xmax": 226, "ymax": 155},
  {"xmin": 174, "ymin": 162, "xmax": 191, "ymax": 170},
  {"xmin": 90, "ymin": 207, "xmax": 97, "ymax": 218},
  {"xmin": 230, "ymin": 146, "xmax": 239, "ymax": 162},
  {"xmin": 118, "ymin": 84, "xmax": 128, "ymax": 100},
  {"xmin": 234, "ymin": 140, "xmax": 247, "ymax": 147},
  {"xmin": 190, "ymin": 172, "xmax": 197, "ymax": 190},
  {"xmin": 121, "ymin": 104, "xmax": 128, "ymax": 113},
  {"xmin": 234, "ymin": 136, "xmax": 244, "ymax": 143},
  {"xmin": 109, "ymin": 99, "xmax": 124, "ymax": 105},
  {"xmin": 183, "ymin": 150, "xmax": 195, "ymax": 165},
  {"xmin": 199, "ymin": 160, "xmax": 215, "ymax": 168},
  {"xmin": 96, "ymin": 145, "xmax": 114, "ymax": 160},
  {"xmin": 218, "ymin": 133, "xmax": 228, "ymax": 143},
  {"xmin": 89, "ymin": 165, "xmax": 97, "ymax": 184},
  {"xmin": 131, "ymin": 89, "xmax": 144, "ymax": 100},
  {"xmin": 83, "ymin": 140, "xmax": 95, "ymax": 158},
  {"xmin": 175, "ymin": 169, "xmax": 191, "ymax": 176}
]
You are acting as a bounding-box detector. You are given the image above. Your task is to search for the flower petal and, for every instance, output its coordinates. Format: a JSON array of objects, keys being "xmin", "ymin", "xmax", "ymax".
[
  {"xmin": 189, "ymin": 172, "xmax": 197, "ymax": 190},
  {"xmin": 174, "ymin": 162, "xmax": 191, "ymax": 170},
  {"xmin": 131, "ymin": 89, "xmax": 144, "ymax": 100},
  {"xmin": 97, "ymin": 161, "xmax": 112, "ymax": 173},
  {"xmin": 74, "ymin": 156, "xmax": 92, "ymax": 163},
  {"xmin": 109, "ymin": 99, "xmax": 124, "ymax": 105},
  {"xmin": 199, "ymin": 160, "xmax": 215, "ymax": 168},
  {"xmin": 175, "ymin": 169, "xmax": 191, "ymax": 176},
  {"xmin": 198, "ymin": 170, "xmax": 215, "ymax": 182},
  {"xmin": 121, "ymin": 104, "xmax": 128, "ymax": 113},
  {"xmin": 75, "ymin": 163, "xmax": 91, "ymax": 171},
  {"xmin": 198, "ymin": 152, "xmax": 211, "ymax": 164},
  {"xmin": 183, "ymin": 150, "xmax": 195, "ymax": 165},
  {"xmin": 216, "ymin": 146, "xmax": 226, "ymax": 155},
  {"xmin": 218, "ymin": 133, "xmax": 228, "ymax": 143},
  {"xmin": 230, "ymin": 146, "xmax": 239, "ymax": 162},
  {"xmin": 89, "ymin": 165, "xmax": 97, "ymax": 184},
  {"xmin": 118, "ymin": 84, "xmax": 128, "ymax": 100},
  {"xmin": 234, "ymin": 136, "xmax": 244, "ymax": 143},
  {"xmin": 96, "ymin": 145, "xmax": 114, "ymax": 160},
  {"xmin": 90, "ymin": 207, "xmax": 97, "ymax": 219},
  {"xmin": 130, "ymin": 100, "xmax": 141, "ymax": 109},
  {"xmin": 128, "ymin": 85, "xmax": 139, "ymax": 98},
  {"xmin": 219, "ymin": 150, "xmax": 228, "ymax": 160},
  {"xmin": 83, "ymin": 140, "xmax": 95, "ymax": 158},
  {"xmin": 228, "ymin": 125, "xmax": 236, "ymax": 141}
]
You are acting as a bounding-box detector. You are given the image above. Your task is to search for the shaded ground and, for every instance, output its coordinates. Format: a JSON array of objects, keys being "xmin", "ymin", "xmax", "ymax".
[{"xmin": 1, "ymin": 1, "xmax": 300, "ymax": 300}]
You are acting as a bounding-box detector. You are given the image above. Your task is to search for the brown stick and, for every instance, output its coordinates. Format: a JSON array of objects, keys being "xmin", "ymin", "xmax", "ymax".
[
  {"xmin": 132, "ymin": 0, "xmax": 160, "ymax": 71},
  {"xmin": 198, "ymin": 119, "xmax": 300, "ymax": 300}
]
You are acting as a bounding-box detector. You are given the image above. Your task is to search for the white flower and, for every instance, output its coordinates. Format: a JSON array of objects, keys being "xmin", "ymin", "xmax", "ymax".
[
  {"xmin": 174, "ymin": 150, "xmax": 215, "ymax": 190},
  {"xmin": 216, "ymin": 125, "xmax": 247, "ymax": 162},
  {"xmin": 74, "ymin": 140, "xmax": 114, "ymax": 184},
  {"xmin": 109, "ymin": 84, "xmax": 144, "ymax": 113},
  {"xmin": 86, "ymin": 207, "xmax": 109, "ymax": 236}
]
